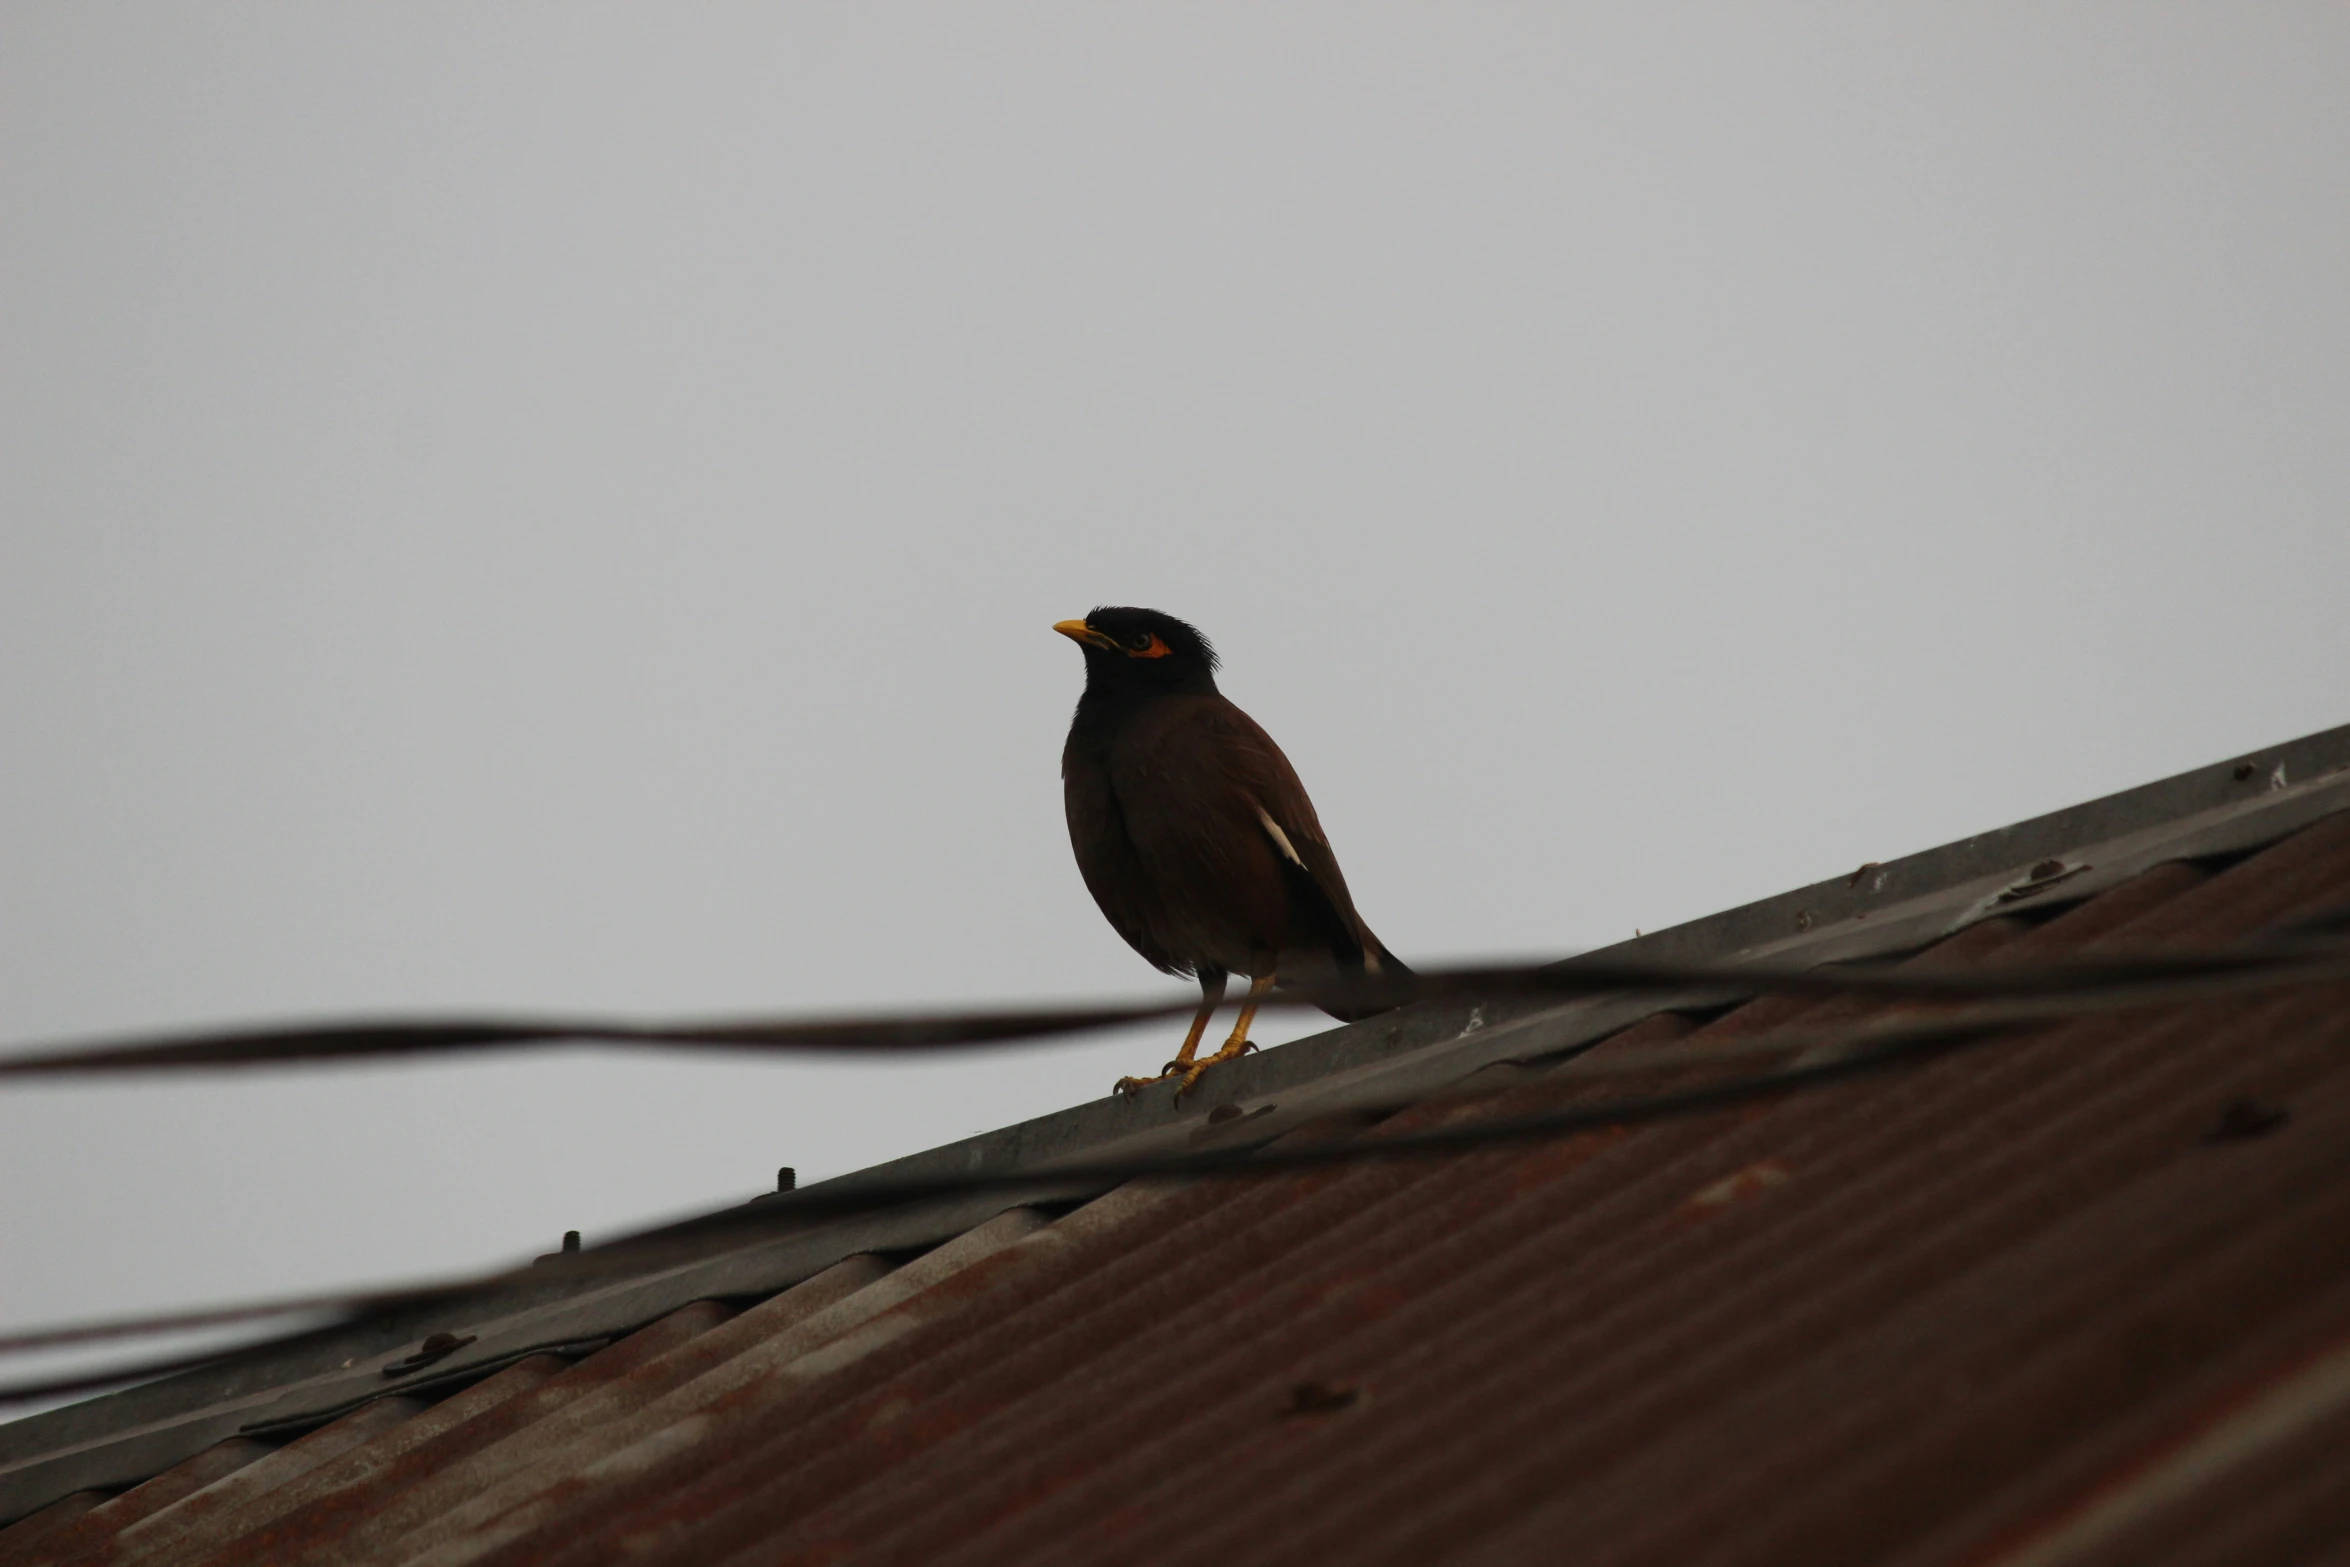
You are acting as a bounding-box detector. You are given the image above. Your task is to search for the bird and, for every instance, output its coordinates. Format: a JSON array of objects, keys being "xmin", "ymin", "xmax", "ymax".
[{"xmin": 1055, "ymin": 606, "xmax": 1409, "ymax": 1099}]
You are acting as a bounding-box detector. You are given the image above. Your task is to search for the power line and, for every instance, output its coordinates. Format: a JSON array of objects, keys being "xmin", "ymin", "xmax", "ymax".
[
  {"xmin": 4, "ymin": 953, "xmax": 2337, "ymax": 1406},
  {"xmin": 2, "ymin": 930, "xmax": 2340, "ymax": 1081}
]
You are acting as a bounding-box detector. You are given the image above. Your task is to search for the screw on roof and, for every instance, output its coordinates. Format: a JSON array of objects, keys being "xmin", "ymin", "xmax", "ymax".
[
  {"xmin": 1281, "ymin": 1381, "xmax": 1361, "ymax": 1418},
  {"xmin": 2203, "ymin": 1098, "xmax": 2289, "ymax": 1143},
  {"xmin": 531, "ymin": 1230, "xmax": 583, "ymax": 1267},
  {"xmin": 380, "ymin": 1330, "xmax": 475, "ymax": 1379}
]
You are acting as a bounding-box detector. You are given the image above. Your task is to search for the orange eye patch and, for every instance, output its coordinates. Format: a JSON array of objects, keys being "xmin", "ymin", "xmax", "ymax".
[{"xmin": 1126, "ymin": 634, "xmax": 1174, "ymax": 659}]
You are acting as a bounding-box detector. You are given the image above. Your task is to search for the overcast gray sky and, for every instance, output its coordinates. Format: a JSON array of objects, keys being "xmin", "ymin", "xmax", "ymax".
[{"xmin": 3, "ymin": 6, "xmax": 2346, "ymax": 1370}]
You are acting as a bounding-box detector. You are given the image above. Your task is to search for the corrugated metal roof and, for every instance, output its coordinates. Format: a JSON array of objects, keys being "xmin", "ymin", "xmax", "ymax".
[{"xmin": 6, "ymin": 728, "xmax": 2350, "ymax": 1565}]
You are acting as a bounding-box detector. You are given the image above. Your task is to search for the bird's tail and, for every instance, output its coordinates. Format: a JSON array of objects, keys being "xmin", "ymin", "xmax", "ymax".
[{"xmin": 1314, "ymin": 937, "xmax": 1415, "ymax": 1023}]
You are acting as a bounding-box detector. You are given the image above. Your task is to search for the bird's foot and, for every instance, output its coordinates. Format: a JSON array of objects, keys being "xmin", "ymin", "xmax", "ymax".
[
  {"xmin": 1171, "ymin": 1039, "xmax": 1257, "ymax": 1102},
  {"xmin": 1118, "ymin": 1037, "xmax": 1258, "ymax": 1100}
]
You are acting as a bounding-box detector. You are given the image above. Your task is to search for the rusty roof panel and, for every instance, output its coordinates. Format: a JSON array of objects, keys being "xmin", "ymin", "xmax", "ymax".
[
  {"xmin": 0, "ymin": 1489, "xmax": 102, "ymax": 1561},
  {"xmin": 14, "ymin": 733, "xmax": 2350, "ymax": 1526},
  {"xmin": 10, "ymin": 740, "xmax": 2350, "ymax": 1566},
  {"xmin": 18, "ymin": 1438, "xmax": 268, "ymax": 1564},
  {"xmin": 2023, "ymin": 1333, "xmax": 2350, "ymax": 1567}
]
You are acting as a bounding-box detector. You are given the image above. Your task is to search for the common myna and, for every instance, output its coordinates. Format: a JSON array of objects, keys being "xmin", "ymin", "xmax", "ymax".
[{"xmin": 1055, "ymin": 607, "xmax": 1409, "ymax": 1098}]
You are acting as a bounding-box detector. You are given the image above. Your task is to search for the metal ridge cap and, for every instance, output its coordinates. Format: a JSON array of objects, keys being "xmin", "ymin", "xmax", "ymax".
[
  {"xmin": 793, "ymin": 720, "xmax": 2350, "ymax": 1184},
  {"xmin": 1062, "ymin": 751, "xmax": 2350, "ymax": 1153},
  {"xmin": 1583, "ymin": 722, "xmax": 2350, "ymax": 969}
]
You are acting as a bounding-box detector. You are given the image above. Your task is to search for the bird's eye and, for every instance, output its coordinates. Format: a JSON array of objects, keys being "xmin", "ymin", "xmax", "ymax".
[{"xmin": 1129, "ymin": 632, "xmax": 1154, "ymax": 651}]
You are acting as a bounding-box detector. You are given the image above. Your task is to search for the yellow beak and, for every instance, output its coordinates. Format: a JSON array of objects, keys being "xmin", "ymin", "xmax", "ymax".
[{"xmin": 1054, "ymin": 619, "xmax": 1117, "ymax": 651}]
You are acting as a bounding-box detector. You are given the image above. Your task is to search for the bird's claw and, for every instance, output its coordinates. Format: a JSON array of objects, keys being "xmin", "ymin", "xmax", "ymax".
[
  {"xmin": 1120, "ymin": 1036, "xmax": 1256, "ymax": 1102},
  {"xmin": 1169, "ymin": 1036, "xmax": 1260, "ymax": 1102}
]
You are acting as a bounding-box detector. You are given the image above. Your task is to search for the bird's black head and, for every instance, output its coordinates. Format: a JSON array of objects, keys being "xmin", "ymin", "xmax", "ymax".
[{"xmin": 1054, "ymin": 606, "xmax": 1219, "ymax": 699}]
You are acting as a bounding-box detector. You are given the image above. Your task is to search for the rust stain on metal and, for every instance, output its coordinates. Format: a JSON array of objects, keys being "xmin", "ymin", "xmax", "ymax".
[
  {"xmin": 1969, "ymin": 1324, "xmax": 2350, "ymax": 1567},
  {"xmin": 1683, "ymin": 1158, "xmax": 1795, "ymax": 1212}
]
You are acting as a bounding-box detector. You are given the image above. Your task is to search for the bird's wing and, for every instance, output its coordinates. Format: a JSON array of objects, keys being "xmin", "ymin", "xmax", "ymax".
[{"xmin": 1137, "ymin": 696, "xmax": 1395, "ymax": 975}]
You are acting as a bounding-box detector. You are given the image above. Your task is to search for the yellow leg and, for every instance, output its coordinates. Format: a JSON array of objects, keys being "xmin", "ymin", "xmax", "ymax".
[
  {"xmin": 1172, "ymin": 972, "xmax": 1275, "ymax": 1100},
  {"xmin": 1115, "ymin": 973, "xmax": 1227, "ymax": 1097}
]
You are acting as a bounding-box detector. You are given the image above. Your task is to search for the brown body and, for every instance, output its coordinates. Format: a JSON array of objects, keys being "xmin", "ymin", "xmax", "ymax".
[
  {"xmin": 1063, "ymin": 690, "xmax": 1394, "ymax": 1006},
  {"xmin": 1056, "ymin": 606, "xmax": 1404, "ymax": 1103}
]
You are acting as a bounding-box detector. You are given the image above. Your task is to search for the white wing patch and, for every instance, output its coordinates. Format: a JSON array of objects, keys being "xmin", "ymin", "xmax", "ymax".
[
  {"xmin": 1256, "ymin": 804, "xmax": 1380, "ymax": 971},
  {"xmin": 1256, "ymin": 808, "xmax": 1308, "ymax": 869}
]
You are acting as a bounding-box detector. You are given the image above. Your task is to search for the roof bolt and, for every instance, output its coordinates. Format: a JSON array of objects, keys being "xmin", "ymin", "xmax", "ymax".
[
  {"xmin": 380, "ymin": 1329, "xmax": 477, "ymax": 1378},
  {"xmin": 1794, "ymin": 909, "xmax": 1813, "ymax": 932},
  {"xmin": 777, "ymin": 1166, "xmax": 797, "ymax": 1192},
  {"xmin": 2232, "ymin": 761, "xmax": 2259, "ymax": 782},
  {"xmin": 1281, "ymin": 1380, "xmax": 1362, "ymax": 1418},
  {"xmin": 1207, "ymin": 1103, "xmax": 1244, "ymax": 1125},
  {"xmin": 532, "ymin": 1231, "xmax": 583, "ymax": 1267},
  {"xmin": 2204, "ymin": 1098, "xmax": 2288, "ymax": 1143}
]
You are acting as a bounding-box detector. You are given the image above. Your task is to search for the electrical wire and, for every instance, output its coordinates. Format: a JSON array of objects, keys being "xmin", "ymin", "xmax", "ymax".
[
  {"xmin": 3, "ymin": 926, "xmax": 2341, "ymax": 1081},
  {"xmin": 4, "ymin": 949, "xmax": 2341, "ymax": 1405}
]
